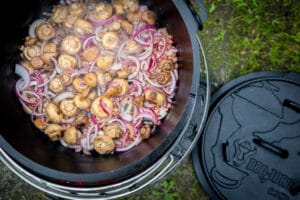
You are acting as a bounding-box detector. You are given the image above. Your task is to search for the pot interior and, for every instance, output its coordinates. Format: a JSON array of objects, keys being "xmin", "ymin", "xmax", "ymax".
[{"xmin": 0, "ymin": 0, "xmax": 193, "ymax": 184}]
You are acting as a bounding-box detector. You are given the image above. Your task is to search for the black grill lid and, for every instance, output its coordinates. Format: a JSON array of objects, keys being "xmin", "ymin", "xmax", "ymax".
[{"xmin": 192, "ymin": 71, "xmax": 300, "ymax": 200}]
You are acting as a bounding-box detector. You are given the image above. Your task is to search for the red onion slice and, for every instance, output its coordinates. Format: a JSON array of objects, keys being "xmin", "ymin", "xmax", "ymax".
[
  {"xmin": 132, "ymin": 24, "xmax": 156, "ymax": 38},
  {"xmin": 82, "ymin": 35, "xmax": 95, "ymax": 50},
  {"xmin": 53, "ymin": 92, "xmax": 75, "ymax": 103},
  {"xmin": 90, "ymin": 114, "xmax": 98, "ymax": 125},
  {"xmin": 15, "ymin": 84, "xmax": 38, "ymax": 106},
  {"xmin": 106, "ymin": 118, "xmax": 127, "ymax": 132},
  {"xmin": 88, "ymin": 15, "xmax": 123, "ymax": 27},
  {"xmin": 29, "ymin": 19, "xmax": 45, "ymax": 38},
  {"xmin": 136, "ymin": 108, "xmax": 159, "ymax": 125},
  {"xmin": 38, "ymin": 70, "xmax": 57, "ymax": 88},
  {"xmin": 127, "ymin": 56, "xmax": 140, "ymax": 80},
  {"xmin": 99, "ymin": 99, "xmax": 110, "ymax": 115},
  {"xmin": 50, "ymin": 57, "xmax": 63, "ymax": 74},
  {"xmin": 116, "ymin": 136, "xmax": 142, "ymax": 152},
  {"xmin": 163, "ymin": 72, "xmax": 177, "ymax": 95},
  {"xmin": 15, "ymin": 64, "xmax": 30, "ymax": 91}
]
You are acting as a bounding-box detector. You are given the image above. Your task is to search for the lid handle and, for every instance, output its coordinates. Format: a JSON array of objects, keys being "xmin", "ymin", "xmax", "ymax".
[
  {"xmin": 222, "ymin": 142, "xmax": 231, "ymax": 162},
  {"xmin": 290, "ymin": 183, "xmax": 300, "ymax": 196},
  {"xmin": 283, "ymin": 99, "xmax": 300, "ymax": 113},
  {"xmin": 253, "ymin": 137, "xmax": 289, "ymax": 159}
]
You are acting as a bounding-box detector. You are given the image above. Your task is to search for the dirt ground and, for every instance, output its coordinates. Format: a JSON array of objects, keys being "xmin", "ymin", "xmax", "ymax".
[{"xmin": 1, "ymin": 0, "xmax": 299, "ymax": 199}]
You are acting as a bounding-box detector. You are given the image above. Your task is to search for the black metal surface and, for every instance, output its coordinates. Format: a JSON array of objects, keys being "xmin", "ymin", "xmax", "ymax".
[
  {"xmin": 0, "ymin": 0, "xmax": 203, "ymax": 186},
  {"xmin": 185, "ymin": 0, "xmax": 203, "ymax": 30},
  {"xmin": 193, "ymin": 72, "xmax": 300, "ymax": 200}
]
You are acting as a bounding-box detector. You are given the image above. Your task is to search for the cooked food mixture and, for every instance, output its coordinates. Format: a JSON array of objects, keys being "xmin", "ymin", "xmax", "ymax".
[{"xmin": 15, "ymin": 0, "xmax": 178, "ymax": 155}]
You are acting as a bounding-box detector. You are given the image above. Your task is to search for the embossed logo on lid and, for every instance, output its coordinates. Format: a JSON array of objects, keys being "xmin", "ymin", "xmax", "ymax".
[{"xmin": 193, "ymin": 72, "xmax": 300, "ymax": 200}]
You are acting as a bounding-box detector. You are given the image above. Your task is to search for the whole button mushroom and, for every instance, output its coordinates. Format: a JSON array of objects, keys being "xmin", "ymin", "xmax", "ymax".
[
  {"xmin": 45, "ymin": 103, "xmax": 63, "ymax": 123},
  {"xmin": 35, "ymin": 23, "xmax": 55, "ymax": 41},
  {"xmin": 96, "ymin": 54, "xmax": 115, "ymax": 70},
  {"xmin": 58, "ymin": 54, "xmax": 77, "ymax": 71},
  {"xmin": 61, "ymin": 35, "xmax": 82, "ymax": 55},
  {"xmin": 112, "ymin": 0, "xmax": 124, "ymax": 14},
  {"xmin": 69, "ymin": 2, "xmax": 86, "ymax": 17},
  {"xmin": 73, "ymin": 94, "xmax": 91, "ymax": 110},
  {"xmin": 60, "ymin": 99, "xmax": 78, "ymax": 117},
  {"xmin": 127, "ymin": 12, "xmax": 142, "ymax": 24},
  {"xmin": 63, "ymin": 15, "xmax": 78, "ymax": 29},
  {"xmin": 30, "ymin": 56, "xmax": 44, "ymax": 69},
  {"xmin": 93, "ymin": 135, "xmax": 115, "ymax": 154},
  {"xmin": 72, "ymin": 77, "xmax": 88, "ymax": 93},
  {"xmin": 104, "ymin": 78, "xmax": 129, "ymax": 97},
  {"xmin": 140, "ymin": 124, "xmax": 152, "ymax": 139},
  {"xmin": 74, "ymin": 18, "xmax": 94, "ymax": 36},
  {"xmin": 84, "ymin": 72, "xmax": 97, "ymax": 87},
  {"xmin": 124, "ymin": 40, "xmax": 142, "ymax": 55},
  {"xmin": 89, "ymin": 2, "xmax": 113, "ymax": 21},
  {"xmin": 141, "ymin": 10, "xmax": 156, "ymax": 25},
  {"xmin": 45, "ymin": 124, "xmax": 63, "ymax": 141},
  {"xmin": 101, "ymin": 32, "xmax": 119, "ymax": 50},
  {"xmin": 103, "ymin": 122, "xmax": 122, "ymax": 138},
  {"xmin": 23, "ymin": 45, "xmax": 40, "ymax": 60},
  {"xmin": 91, "ymin": 96, "xmax": 113, "ymax": 118},
  {"xmin": 122, "ymin": 0, "xmax": 139, "ymax": 13},
  {"xmin": 81, "ymin": 46, "xmax": 99, "ymax": 62},
  {"xmin": 51, "ymin": 5, "xmax": 69, "ymax": 23},
  {"xmin": 49, "ymin": 77, "xmax": 64, "ymax": 93},
  {"xmin": 64, "ymin": 126, "xmax": 81, "ymax": 145}
]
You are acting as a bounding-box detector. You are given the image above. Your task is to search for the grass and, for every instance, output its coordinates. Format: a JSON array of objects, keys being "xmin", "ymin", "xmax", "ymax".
[
  {"xmin": 151, "ymin": 180, "xmax": 180, "ymax": 200},
  {"xmin": 200, "ymin": 0, "xmax": 300, "ymax": 87}
]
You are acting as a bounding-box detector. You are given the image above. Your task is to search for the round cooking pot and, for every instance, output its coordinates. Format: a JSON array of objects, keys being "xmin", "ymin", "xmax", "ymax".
[{"xmin": 0, "ymin": 0, "xmax": 209, "ymax": 199}]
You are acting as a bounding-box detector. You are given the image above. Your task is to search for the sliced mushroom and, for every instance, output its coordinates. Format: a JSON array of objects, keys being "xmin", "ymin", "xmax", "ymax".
[
  {"xmin": 155, "ymin": 71, "xmax": 171, "ymax": 85},
  {"xmin": 159, "ymin": 59, "xmax": 174, "ymax": 72},
  {"xmin": 144, "ymin": 89, "xmax": 166, "ymax": 106}
]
